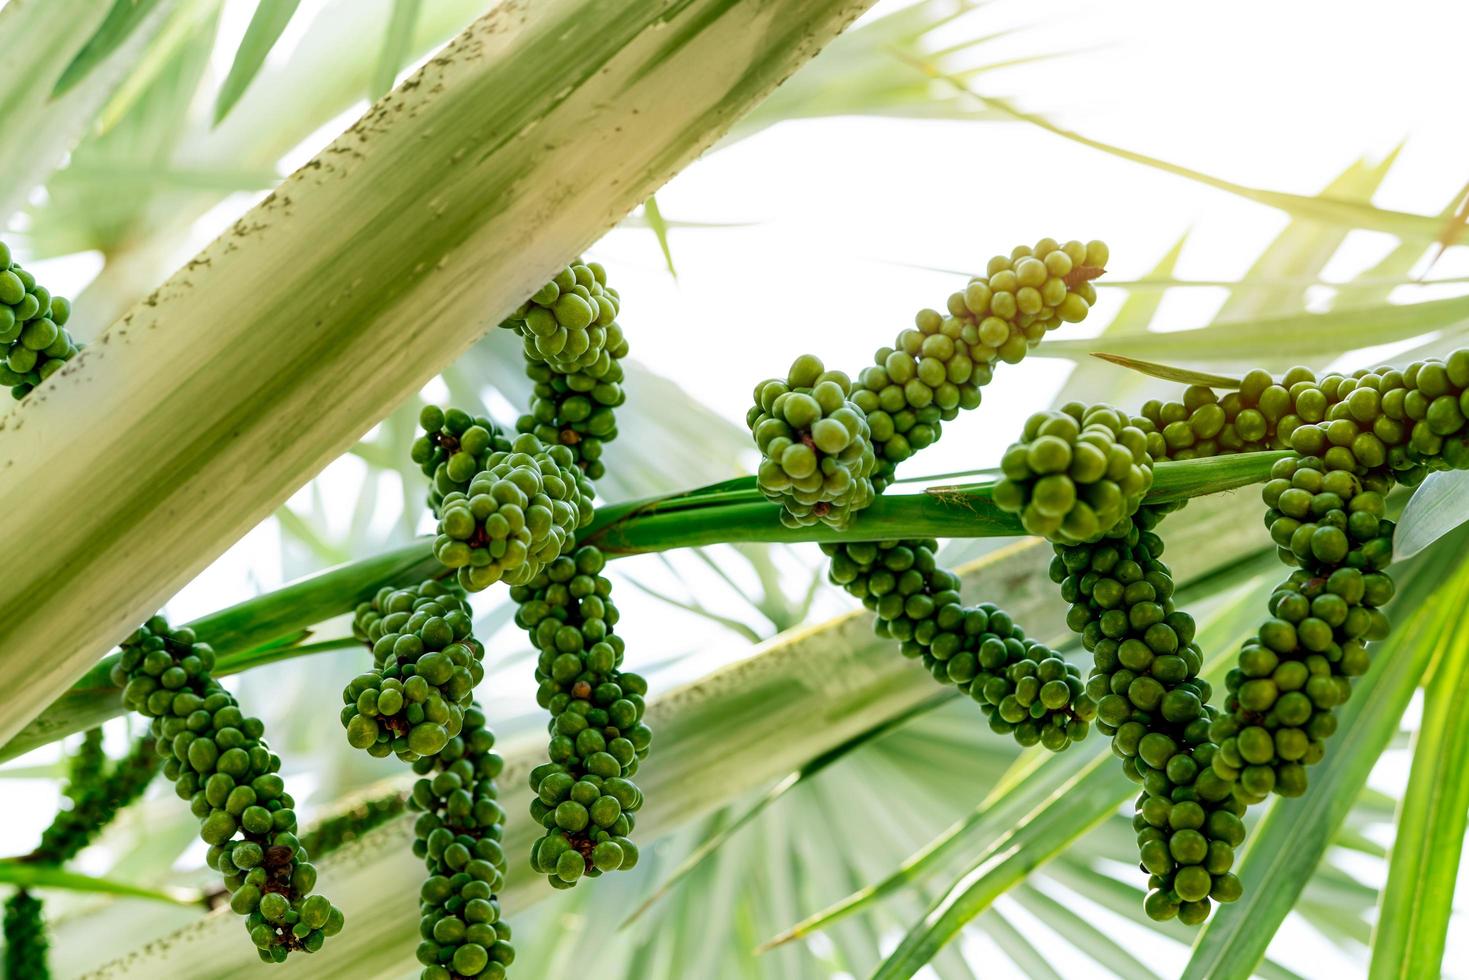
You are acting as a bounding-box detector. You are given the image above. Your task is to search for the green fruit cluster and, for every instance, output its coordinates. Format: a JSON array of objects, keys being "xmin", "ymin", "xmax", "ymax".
[
  {"xmin": 505, "ymin": 261, "xmax": 630, "ymax": 482},
  {"xmin": 824, "ymin": 539, "xmax": 1093, "ymax": 749},
  {"xmin": 0, "ymin": 240, "xmax": 80, "ymax": 400},
  {"xmin": 413, "ymin": 407, "xmax": 514, "ymax": 513},
  {"xmin": 434, "ymin": 434, "xmax": 595, "ymax": 591},
  {"xmin": 501, "ymin": 259, "xmax": 622, "ymax": 376},
  {"xmin": 3, "ymin": 891, "xmax": 45, "ymax": 980},
  {"xmin": 749, "ymin": 354, "xmax": 876, "ymax": 529},
  {"xmin": 511, "ymin": 546, "xmax": 648, "ymax": 887},
  {"xmin": 343, "ymin": 580, "xmax": 485, "ymax": 761},
  {"xmin": 994, "ymin": 404, "xmax": 1158, "ymax": 544},
  {"xmin": 2, "ymin": 729, "xmax": 157, "ymax": 980},
  {"xmin": 855, "ymin": 238, "xmax": 1107, "ymax": 491},
  {"xmin": 1051, "ymin": 507, "xmax": 1243, "ymax": 924},
  {"xmin": 409, "ymin": 704, "xmax": 516, "ymax": 980},
  {"xmin": 113, "ymin": 616, "xmax": 342, "ymax": 962},
  {"xmin": 33, "ymin": 733, "xmax": 158, "ymax": 864}
]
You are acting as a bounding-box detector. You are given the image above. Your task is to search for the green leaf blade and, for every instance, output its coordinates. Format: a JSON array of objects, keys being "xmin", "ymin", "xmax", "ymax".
[
  {"xmin": 213, "ymin": 0, "xmax": 303, "ymax": 125},
  {"xmin": 1367, "ymin": 596, "xmax": 1469, "ymax": 979}
]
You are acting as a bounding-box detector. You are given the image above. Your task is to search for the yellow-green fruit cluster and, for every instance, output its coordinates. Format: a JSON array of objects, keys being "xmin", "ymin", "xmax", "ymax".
[
  {"xmin": 502, "ymin": 259, "xmax": 622, "ymax": 376},
  {"xmin": 824, "ymin": 539, "xmax": 1094, "ymax": 750},
  {"xmin": 434, "ymin": 434, "xmax": 594, "ymax": 591},
  {"xmin": 1209, "ymin": 453, "xmax": 1395, "ymax": 802},
  {"xmin": 1050, "ymin": 508, "xmax": 1243, "ymax": 924},
  {"xmin": 854, "ymin": 238, "xmax": 1107, "ymax": 491},
  {"xmin": 0, "ymin": 240, "xmax": 81, "ymax": 400},
  {"xmin": 512, "ymin": 547, "xmax": 648, "ymax": 888},
  {"xmin": 995, "ymin": 404, "xmax": 1158, "ymax": 544},
  {"xmin": 409, "ymin": 704, "xmax": 515, "ymax": 980},
  {"xmin": 749, "ymin": 354, "xmax": 876, "ymax": 529},
  {"xmin": 343, "ymin": 580, "xmax": 484, "ymax": 761},
  {"xmin": 508, "ymin": 261, "xmax": 630, "ymax": 482},
  {"xmin": 113, "ymin": 617, "xmax": 342, "ymax": 962},
  {"xmin": 412, "ymin": 406, "xmax": 514, "ymax": 513}
]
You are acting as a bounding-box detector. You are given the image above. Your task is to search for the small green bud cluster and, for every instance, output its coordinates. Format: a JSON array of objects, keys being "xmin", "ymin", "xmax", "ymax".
[
  {"xmin": 409, "ymin": 704, "xmax": 515, "ymax": 980},
  {"xmin": 112, "ymin": 616, "xmax": 342, "ymax": 962},
  {"xmin": 824, "ymin": 539, "xmax": 1094, "ymax": 749},
  {"xmin": 0, "ymin": 240, "xmax": 81, "ymax": 400},
  {"xmin": 505, "ymin": 260, "xmax": 631, "ymax": 482},
  {"xmin": 33, "ymin": 733, "xmax": 158, "ymax": 864},
  {"xmin": 343, "ymin": 580, "xmax": 485, "ymax": 761},
  {"xmin": 1051, "ymin": 508, "xmax": 1242, "ymax": 924},
  {"xmin": 413, "ymin": 407, "xmax": 515, "ymax": 513},
  {"xmin": 500, "ymin": 259, "xmax": 622, "ymax": 376},
  {"xmin": 297, "ymin": 792, "xmax": 408, "ymax": 860},
  {"xmin": 511, "ymin": 546, "xmax": 648, "ymax": 888},
  {"xmin": 994, "ymin": 404, "xmax": 1158, "ymax": 544},
  {"xmin": 749, "ymin": 354, "xmax": 876, "ymax": 529},
  {"xmin": 434, "ymin": 434, "xmax": 595, "ymax": 591},
  {"xmin": 854, "ymin": 238, "xmax": 1107, "ymax": 490},
  {"xmin": 3, "ymin": 890, "xmax": 46, "ymax": 980}
]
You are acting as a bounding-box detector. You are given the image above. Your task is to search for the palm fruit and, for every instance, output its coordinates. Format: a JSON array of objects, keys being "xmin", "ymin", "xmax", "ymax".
[
  {"xmin": 413, "ymin": 406, "xmax": 514, "ymax": 514},
  {"xmin": 1211, "ymin": 447, "xmax": 1397, "ymax": 803},
  {"xmin": 517, "ymin": 356, "xmax": 627, "ymax": 481},
  {"xmin": 508, "ymin": 260, "xmax": 631, "ymax": 482},
  {"xmin": 853, "ymin": 238, "xmax": 1108, "ymax": 491},
  {"xmin": 511, "ymin": 546, "xmax": 649, "ymax": 888},
  {"xmin": 994, "ymin": 404, "xmax": 1158, "ymax": 544},
  {"xmin": 33, "ymin": 733, "xmax": 158, "ymax": 864},
  {"xmin": 1050, "ymin": 506, "xmax": 1242, "ymax": 924},
  {"xmin": 433, "ymin": 434, "xmax": 595, "ymax": 591},
  {"xmin": 112, "ymin": 617, "xmax": 343, "ymax": 962},
  {"xmin": 824, "ymin": 539, "xmax": 1093, "ymax": 749},
  {"xmin": 343, "ymin": 580, "xmax": 484, "ymax": 761},
  {"xmin": 749, "ymin": 354, "xmax": 876, "ymax": 529},
  {"xmin": 3, "ymin": 890, "xmax": 46, "ymax": 980},
  {"xmin": 409, "ymin": 704, "xmax": 515, "ymax": 980},
  {"xmin": 0, "ymin": 240, "xmax": 82, "ymax": 400},
  {"xmin": 501, "ymin": 258, "xmax": 622, "ymax": 376}
]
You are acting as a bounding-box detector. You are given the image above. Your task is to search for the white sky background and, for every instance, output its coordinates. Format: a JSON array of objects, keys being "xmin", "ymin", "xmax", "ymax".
[{"xmin": 8, "ymin": 0, "xmax": 1469, "ymax": 976}]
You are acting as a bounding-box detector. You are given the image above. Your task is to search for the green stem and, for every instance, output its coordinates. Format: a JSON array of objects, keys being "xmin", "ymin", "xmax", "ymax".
[{"xmin": 0, "ymin": 451, "xmax": 1282, "ymax": 764}]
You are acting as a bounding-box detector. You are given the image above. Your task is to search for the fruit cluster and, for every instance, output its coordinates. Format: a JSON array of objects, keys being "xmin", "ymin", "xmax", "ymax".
[
  {"xmin": 501, "ymin": 259, "xmax": 622, "ymax": 376},
  {"xmin": 113, "ymin": 617, "xmax": 342, "ymax": 962},
  {"xmin": 749, "ymin": 355, "xmax": 877, "ymax": 529},
  {"xmin": 2, "ymin": 729, "xmax": 159, "ymax": 980},
  {"xmin": 512, "ymin": 546, "xmax": 648, "ymax": 887},
  {"xmin": 994, "ymin": 404, "xmax": 1158, "ymax": 544},
  {"xmin": 2, "ymin": 890, "xmax": 44, "ymax": 980},
  {"xmin": 824, "ymin": 539, "xmax": 1093, "ymax": 749},
  {"xmin": 413, "ymin": 408, "xmax": 515, "ymax": 512},
  {"xmin": 745, "ymin": 240, "xmax": 1107, "ymax": 748},
  {"xmin": 1050, "ymin": 506, "xmax": 1243, "ymax": 923},
  {"xmin": 434, "ymin": 434, "xmax": 595, "ymax": 591},
  {"xmin": 343, "ymin": 580, "xmax": 485, "ymax": 761},
  {"xmin": 0, "ymin": 240, "xmax": 82, "ymax": 400},
  {"xmin": 853, "ymin": 239, "xmax": 1107, "ymax": 492},
  {"xmin": 408, "ymin": 704, "xmax": 515, "ymax": 980},
  {"xmin": 504, "ymin": 260, "xmax": 630, "ymax": 482},
  {"xmin": 32, "ymin": 732, "xmax": 158, "ymax": 864}
]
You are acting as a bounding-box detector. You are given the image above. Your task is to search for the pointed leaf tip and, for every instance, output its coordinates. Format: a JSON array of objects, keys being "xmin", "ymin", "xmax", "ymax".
[{"xmin": 1090, "ymin": 353, "xmax": 1243, "ymax": 389}]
